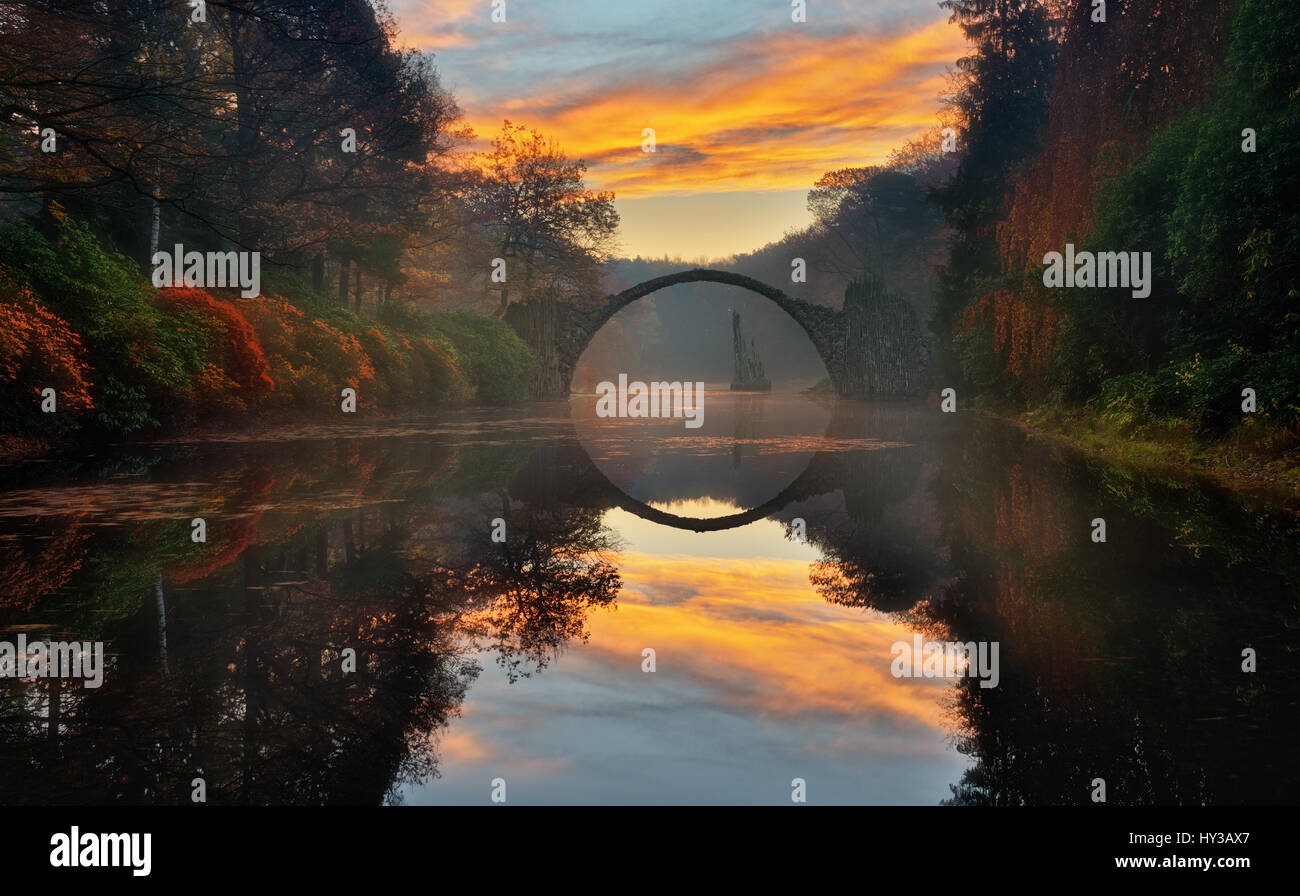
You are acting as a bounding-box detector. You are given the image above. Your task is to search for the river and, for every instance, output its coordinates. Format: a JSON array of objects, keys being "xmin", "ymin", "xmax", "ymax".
[{"xmin": 0, "ymin": 391, "xmax": 1296, "ymax": 804}]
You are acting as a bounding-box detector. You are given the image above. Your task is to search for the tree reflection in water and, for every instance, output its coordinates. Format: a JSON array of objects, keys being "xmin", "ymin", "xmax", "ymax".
[
  {"xmin": 798, "ymin": 414, "xmax": 1300, "ymax": 805},
  {"xmin": 0, "ymin": 435, "xmax": 622, "ymax": 804}
]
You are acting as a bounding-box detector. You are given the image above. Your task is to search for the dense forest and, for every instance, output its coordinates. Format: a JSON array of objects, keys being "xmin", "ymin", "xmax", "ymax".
[
  {"xmin": 0, "ymin": 1, "xmax": 621, "ymax": 445},
  {"xmin": 932, "ymin": 0, "xmax": 1298, "ymax": 468},
  {"xmin": 587, "ymin": 0, "xmax": 1297, "ymax": 477}
]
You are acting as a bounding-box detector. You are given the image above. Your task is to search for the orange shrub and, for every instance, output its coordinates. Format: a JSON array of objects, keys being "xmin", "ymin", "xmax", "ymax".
[
  {"xmin": 235, "ymin": 295, "xmax": 376, "ymax": 408},
  {"xmin": 0, "ymin": 271, "xmax": 94, "ymax": 428}
]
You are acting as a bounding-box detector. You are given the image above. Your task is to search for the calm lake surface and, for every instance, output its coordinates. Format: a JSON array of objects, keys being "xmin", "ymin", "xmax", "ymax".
[{"xmin": 1, "ymin": 392, "xmax": 1297, "ymax": 805}]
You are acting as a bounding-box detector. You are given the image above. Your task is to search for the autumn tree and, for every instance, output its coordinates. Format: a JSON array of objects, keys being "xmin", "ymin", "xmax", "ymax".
[
  {"xmin": 460, "ymin": 121, "xmax": 619, "ymax": 315},
  {"xmin": 810, "ymin": 165, "xmax": 948, "ymax": 286},
  {"xmin": 931, "ymin": 0, "xmax": 1056, "ymax": 385}
]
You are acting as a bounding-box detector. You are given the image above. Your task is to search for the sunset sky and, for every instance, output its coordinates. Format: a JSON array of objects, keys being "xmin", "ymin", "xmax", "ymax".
[{"xmin": 389, "ymin": 0, "xmax": 966, "ymax": 260}]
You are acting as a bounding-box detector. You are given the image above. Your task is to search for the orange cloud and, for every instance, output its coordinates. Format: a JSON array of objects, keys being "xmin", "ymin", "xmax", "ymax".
[
  {"xmin": 462, "ymin": 20, "xmax": 966, "ymax": 198},
  {"xmin": 582, "ymin": 550, "xmax": 958, "ymax": 732},
  {"xmin": 389, "ymin": 0, "xmax": 482, "ymax": 49},
  {"xmin": 433, "ymin": 725, "xmax": 496, "ymax": 764}
]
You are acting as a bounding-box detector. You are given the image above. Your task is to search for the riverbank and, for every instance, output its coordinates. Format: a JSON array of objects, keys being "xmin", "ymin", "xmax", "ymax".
[
  {"xmin": 0, "ymin": 399, "xmax": 540, "ymax": 466},
  {"xmin": 1, "ymin": 218, "xmax": 536, "ymax": 458},
  {"xmin": 1006, "ymin": 403, "xmax": 1300, "ymax": 510}
]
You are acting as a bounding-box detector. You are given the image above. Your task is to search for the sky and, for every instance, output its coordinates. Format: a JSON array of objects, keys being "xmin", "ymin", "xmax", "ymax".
[{"xmin": 388, "ymin": 0, "xmax": 967, "ymax": 259}]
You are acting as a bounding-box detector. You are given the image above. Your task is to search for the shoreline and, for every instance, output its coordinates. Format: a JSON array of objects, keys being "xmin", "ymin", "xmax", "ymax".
[{"xmin": 996, "ymin": 406, "xmax": 1300, "ymax": 512}]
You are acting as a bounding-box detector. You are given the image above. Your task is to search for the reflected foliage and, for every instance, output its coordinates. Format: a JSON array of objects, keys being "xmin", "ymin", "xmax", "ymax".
[{"xmin": 0, "ymin": 425, "xmax": 621, "ymax": 804}]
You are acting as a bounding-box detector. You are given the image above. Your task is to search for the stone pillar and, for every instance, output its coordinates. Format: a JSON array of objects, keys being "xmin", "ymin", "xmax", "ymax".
[
  {"xmin": 841, "ymin": 276, "xmax": 929, "ymax": 399},
  {"xmin": 505, "ymin": 288, "xmax": 567, "ymax": 398}
]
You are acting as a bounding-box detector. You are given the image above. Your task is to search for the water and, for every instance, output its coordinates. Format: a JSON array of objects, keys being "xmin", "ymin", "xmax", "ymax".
[{"xmin": 0, "ymin": 392, "xmax": 1296, "ymax": 805}]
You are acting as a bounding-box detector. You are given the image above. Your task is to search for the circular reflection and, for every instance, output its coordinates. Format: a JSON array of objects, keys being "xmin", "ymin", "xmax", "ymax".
[{"xmin": 570, "ymin": 389, "xmax": 834, "ymax": 528}]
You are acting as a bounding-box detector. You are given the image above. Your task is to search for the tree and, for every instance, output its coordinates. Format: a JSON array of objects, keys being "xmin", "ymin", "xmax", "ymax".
[
  {"xmin": 930, "ymin": 0, "xmax": 1056, "ymax": 387},
  {"xmin": 206, "ymin": 1, "xmax": 460, "ymax": 280},
  {"xmin": 0, "ymin": 0, "xmax": 461, "ymax": 290},
  {"xmin": 461, "ymin": 121, "xmax": 619, "ymax": 314},
  {"xmin": 808, "ymin": 165, "xmax": 949, "ymax": 297},
  {"xmin": 0, "ymin": 0, "xmax": 217, "ymax": 257},
  {"xmin": 937, "ymin": 0, "xmax": 1055, "ymax": 225}
]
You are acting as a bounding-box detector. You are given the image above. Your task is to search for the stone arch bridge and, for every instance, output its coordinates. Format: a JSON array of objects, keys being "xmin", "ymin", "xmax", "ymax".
[{"xmin": 504, "ymin": 268, "xmax": 930, "ymax": 399}]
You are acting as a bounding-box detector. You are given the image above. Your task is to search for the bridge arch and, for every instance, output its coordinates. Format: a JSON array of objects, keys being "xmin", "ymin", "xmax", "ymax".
[
  {"xmin": 595, "ymin": 455, "xmax": 829, "ymax": 532},
  {"xmin": 507, "ymin": 268, "xmax": 848, "ymax": 397}
]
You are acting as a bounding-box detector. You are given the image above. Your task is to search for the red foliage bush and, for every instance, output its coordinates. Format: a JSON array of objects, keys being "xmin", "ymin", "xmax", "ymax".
[
  {"xmin": 156, "ymin": 287, "xmax": 274, "ymax": 409},
  {"xmin": 304, "ymin": 318, "xmax": 376, "ymax": 392}
]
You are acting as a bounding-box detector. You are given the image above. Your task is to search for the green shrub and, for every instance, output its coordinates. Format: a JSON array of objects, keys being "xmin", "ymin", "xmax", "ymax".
[{"xmin": 429, "ymin": 311, "xmax": 535, "ymax": 404}]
